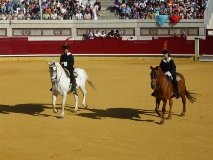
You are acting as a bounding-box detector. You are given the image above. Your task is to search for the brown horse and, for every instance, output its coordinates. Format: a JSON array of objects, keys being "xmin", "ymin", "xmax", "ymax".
[{"xmin": 150, "ymin": 66, "xmax": 196, "ymax": 125}]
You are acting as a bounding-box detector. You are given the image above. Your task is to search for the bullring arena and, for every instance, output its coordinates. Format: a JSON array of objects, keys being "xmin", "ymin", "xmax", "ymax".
[
  {"xmin": 1, "ymin": 0, "xmax": 213, "ymax": 159},
  {"xmin": 0, "ymin": 56, "xmax": 213, "ymax": 160}
]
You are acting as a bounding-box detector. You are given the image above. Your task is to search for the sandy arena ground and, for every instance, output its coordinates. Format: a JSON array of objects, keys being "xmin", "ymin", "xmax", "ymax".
[{"xmin": 0, "ymin": 57, "xmax": 213, "ymax": 160}]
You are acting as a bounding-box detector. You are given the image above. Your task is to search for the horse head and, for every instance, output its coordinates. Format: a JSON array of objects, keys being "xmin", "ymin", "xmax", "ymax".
[
  {"xmin": 150, "ymin": 66, "xmax": 164, "ymax": 89},
  {"xmin": 48, "ymin": 61, "xmax": 58, "ymax": 83}
]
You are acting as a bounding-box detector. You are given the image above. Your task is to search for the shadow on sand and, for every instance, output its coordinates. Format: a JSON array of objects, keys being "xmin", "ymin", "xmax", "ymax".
[
  {"xmin": 0, "ymin": 104, "xmax": 165, "ymax": 123},
  {"xmin": 0, "ymin": 103, "xmax": 52, "ymax": 117},
  {"xmin": 75, "ymin": 107, "xmax": 159, "ymax": 122}
]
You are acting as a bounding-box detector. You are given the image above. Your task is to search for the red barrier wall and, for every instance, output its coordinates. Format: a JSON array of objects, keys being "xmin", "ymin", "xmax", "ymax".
[
  {"xmin": 0, "ymin": 37, "xmax": 195, "ymax": 56},
  {"xmin": 200, "ymin": 39, "xmax": 213, "ymax": 55}
]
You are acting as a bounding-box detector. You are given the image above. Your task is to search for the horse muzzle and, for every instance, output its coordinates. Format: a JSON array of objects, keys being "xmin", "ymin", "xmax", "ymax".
[{"xmin": 151, "ymin": 83, "xmax": 156, "ymax": 90}]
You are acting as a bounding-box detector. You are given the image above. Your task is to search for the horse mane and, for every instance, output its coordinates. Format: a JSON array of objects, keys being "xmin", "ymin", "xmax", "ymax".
[{"xmin": 154, "ymin": 66, "xmax": 165, "ymax": 77}]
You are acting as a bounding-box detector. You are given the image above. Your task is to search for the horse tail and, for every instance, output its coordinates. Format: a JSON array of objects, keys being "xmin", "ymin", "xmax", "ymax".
[
  {"xmin": 185, "ymin": 90, "xmax": 197, "ymax": 103},
  {"xmin": 80, "ymin": 68, "xmax": 96, "ymax": 90},
  {"xmin": 87, "ymin": 79, "xmax": 96, "ymax": 90}
]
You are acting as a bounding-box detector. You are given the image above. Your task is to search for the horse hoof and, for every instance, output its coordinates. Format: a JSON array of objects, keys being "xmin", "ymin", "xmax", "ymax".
[
  {"xmin": 53, "ymin": 109, "xmax": 58, "ymax": 113},
  {"xmin": 159, "ymin": 120, "xmax": 164, "ymax": 125},
  {"xmin": 71, "ymin": 110, "xmax": 77, "ymax": 113},
  {"xmin": 58, "ymin": 115, "xmax": 64, "ymax": 119},
  {"xmin": 166, "ymin": 116, "xmax": 171, "ymax": 120},
  {"xmin": 180, "ymin": 113, "xmax": 185, "ymax": 117},
  {"xmin": 82, "ymin": 104, "xmax": 88, "ymax": 108}
]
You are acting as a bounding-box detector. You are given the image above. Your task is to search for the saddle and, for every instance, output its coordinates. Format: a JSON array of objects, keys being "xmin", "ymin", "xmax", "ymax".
[
  {"xmin": 166, "ymin": 74, "xmax": 181, "ymax": 82},
  {"xmin": 64, "ymin": 68, "xmax": 78, "ymax": 78}
]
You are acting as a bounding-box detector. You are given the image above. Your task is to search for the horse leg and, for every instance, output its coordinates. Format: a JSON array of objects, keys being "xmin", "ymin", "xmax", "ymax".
[
  {"xmin": 181, "ymin": 95, "xmax": 186, "ymax": 116},
  {"xmin": 167, "ymin": 98, "xmax": 173, "ymax": 120},
  {"xmin": 73, "ymin": 92, "xmax": 79, "ymax": 112},
  {"xmin": 155, "ymin": 98, "xmax": 161, "ymax": 117},
  {"xmin": 60, "ymin": 93, "xmax": 67, "ymax": 118},
  {"xmin": 52, "ymin": 94, "xmax": 58, "ymax": 113},
  {"xmin": 160, "ymin": 100, "xmax": 167, "ymax": 125},
  {"xmin": 80, "ymin": 86, "xmax": 87, "ymax": 108}
]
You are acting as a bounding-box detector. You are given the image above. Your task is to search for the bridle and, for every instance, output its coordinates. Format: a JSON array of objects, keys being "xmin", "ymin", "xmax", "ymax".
[{"xmin": 49, "ymin": 64, "xmax": 62, "ymax": 84}]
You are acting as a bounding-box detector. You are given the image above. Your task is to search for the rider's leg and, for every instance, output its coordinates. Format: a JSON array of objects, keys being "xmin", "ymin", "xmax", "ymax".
[
  {"xmin": 172, "ymin": 75, "xmax": 179, "ymax": 98},
  {"xmin": 69, "ymin": 69, "xmax": 77, "ymax": 92}
]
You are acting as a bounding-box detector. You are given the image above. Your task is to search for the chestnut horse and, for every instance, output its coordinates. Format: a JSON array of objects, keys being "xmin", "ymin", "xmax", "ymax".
[{"xmin": 150, "ymin": 66, "xmax": 196, "ymax": 125}]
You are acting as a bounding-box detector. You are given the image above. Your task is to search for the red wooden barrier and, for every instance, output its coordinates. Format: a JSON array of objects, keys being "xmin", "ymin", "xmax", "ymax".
[
  {"xmin": 200, "ymin": 39, "xmax": 213, "ymax": 55},
  {"xmin": 0, "ymin": 37, "xmax": 195, "ymax": 56}
]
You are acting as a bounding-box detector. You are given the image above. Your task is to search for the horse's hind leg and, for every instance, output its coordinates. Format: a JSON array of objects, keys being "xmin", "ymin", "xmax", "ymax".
[
  {"xmin": 167, "ymin": 98, "xmax": 173, "ymax": 120},
  {"xmin": 181, "ymin": 95, "xmax": 186, "ymax": 116},
  {"xmin": 73, "ymin": 92, "xmax": 79, "ymax": 112},
  {"xmin": 80, "ymin": 86, "xmax": 87, "ymax": 108},
  {"xmin": 52, "ymin": 94, "xmax": 58, "ymax": 113}
]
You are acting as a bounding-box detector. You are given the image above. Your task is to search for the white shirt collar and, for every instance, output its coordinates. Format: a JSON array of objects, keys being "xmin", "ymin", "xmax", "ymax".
[{"xmin": 163, "ymin": 57, "xmax": 172, "ymax": 63}]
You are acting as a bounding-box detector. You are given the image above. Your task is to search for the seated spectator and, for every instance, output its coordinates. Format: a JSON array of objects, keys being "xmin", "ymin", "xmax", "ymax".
[
  {"xmin": 84, "ymin": 10, "xmax": 92, "ymax": 20},
  {"xmin": 113, "ymin": 0, "xmax": 121, "ymax": 15},
  {"xmin": 86, "ymin": 30, "xmax": 94, "ymax": 39},
  {"xmin": 125, "ymin": 5, "xmax": 132, "ymax": 19},
  {"xmin": 107, "ymin": 30, "xmax": 115, "ymax": 38},
  {"xmin": 114, "ymin": 29, "xmax": 121, "ymax": 39},
  {"xmin": 100, "ymin": 30, "xmax": 107, "ymax": 39},
  {"xmin": 17, "ymin": 9, "xmax": 25, "ymax": 20},
  {"xmin": 180, "ymin": 30, "xmax": 187, "ymax": 39},
  {"xmin": 94, "ymin": 30, "xmax": 101, "ymax": 38},
  {"xmin": 75, "ymin": 9, "xmax": 83, "ymax": 20},
  {"xmin": 85, "ymin": 0, "xmax": 93, "ymax": 9},
  {"xmin": 173, "ymin": 33, "xmax": 178, "ymax": 38},
  {"xmin": 43, "ymin": 10, "xmax": 50, "ymax": 20},
  {"xmin": 50, "ymin": 10, "xmax": 58, "ymax": 20}
]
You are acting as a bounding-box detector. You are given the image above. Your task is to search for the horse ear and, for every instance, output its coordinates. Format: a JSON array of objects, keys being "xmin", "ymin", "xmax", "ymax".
[
  {"xmin": 150, "ymin": 66, "xmax": 154, "ymax": 70},
  {"xmin": 48, "ymin": 62, "xmax": 51, "ymax": 65}
]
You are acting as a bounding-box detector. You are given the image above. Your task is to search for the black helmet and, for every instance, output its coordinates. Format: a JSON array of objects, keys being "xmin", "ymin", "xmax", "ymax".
[
  {"xmin": 62, "ymin": 43, "xmax": 70, "ymax": 50},
  {"xmin": 161, "ymin": 49, "xmax": 170, "ymax": 55}
]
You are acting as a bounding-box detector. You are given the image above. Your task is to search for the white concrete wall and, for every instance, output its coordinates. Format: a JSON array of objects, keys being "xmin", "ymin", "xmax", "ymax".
[{"xmin": 0, "ymin": 19, "xmax": 205, "ymax": 40}]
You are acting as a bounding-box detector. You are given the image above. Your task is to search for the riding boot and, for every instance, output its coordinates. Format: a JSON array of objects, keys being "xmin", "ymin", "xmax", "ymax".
[
  {"xmin": 172, "ymin": 80, "xmax": 179, "ymax": 99},
  {"xmin": 70, "ymin": 74, "xmax": 77, "ymax": 92}
]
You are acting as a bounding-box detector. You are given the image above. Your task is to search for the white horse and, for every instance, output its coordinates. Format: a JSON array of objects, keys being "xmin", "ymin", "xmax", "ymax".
[{"xmin": 48, "ymin": 61, "xmax": 95, "ymax": 118}]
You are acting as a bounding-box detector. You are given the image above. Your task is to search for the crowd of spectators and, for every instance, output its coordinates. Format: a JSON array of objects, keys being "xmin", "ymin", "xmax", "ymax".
[
  {"xmin": 0, "ymin": 0, "xmax": 101, "ymax": 20},
  {"xmin": 0, "ymin": 0, "xmax": 209, "ymax": 20},
  {"xmin": 112, "ymin": 0, "xmax": 208, "ymax": 19},
  {"xmin": 83, "ymin": 29, "xmax": 122, "ymax": 40}
]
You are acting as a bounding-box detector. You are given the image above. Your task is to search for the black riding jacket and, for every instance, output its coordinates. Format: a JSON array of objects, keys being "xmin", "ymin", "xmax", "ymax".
[
  {"xmin": 60, "ymin": 52, "xmax": 74, "ymax": 71},
  {"xmin": 159, "ymin": 57, "xmax": 176, "ymax": 76}
]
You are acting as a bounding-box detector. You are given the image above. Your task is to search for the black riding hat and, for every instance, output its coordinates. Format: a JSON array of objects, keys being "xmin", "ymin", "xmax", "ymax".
[{"xmin": 161, "ymin": 49, "xmax": 170, "ymax": 55}]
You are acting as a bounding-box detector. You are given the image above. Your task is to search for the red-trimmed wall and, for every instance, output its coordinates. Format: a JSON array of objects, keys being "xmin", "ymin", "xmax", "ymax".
[
  {"xmin": 0, "ymin": 37, "xmax": 195, "ymax": 56},
  {"xmin": 200, "ymin": 39, "xmax": 213, "ymax": 55}
]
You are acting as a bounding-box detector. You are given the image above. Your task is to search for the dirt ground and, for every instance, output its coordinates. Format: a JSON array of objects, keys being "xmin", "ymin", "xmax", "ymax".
[{"xmin": 0, "ymin": 57, "xmax": 213, "ymax": 160}]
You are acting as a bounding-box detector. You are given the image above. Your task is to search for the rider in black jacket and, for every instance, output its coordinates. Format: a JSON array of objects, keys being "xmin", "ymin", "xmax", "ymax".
[
  {"xmin": 151, "ymin": 49, "xmax": 179, "ymax": 98},
  {"xmin": 160, "ymin": 49, "xmax": 179, "ymax": 98},
  {"xmin": 60, "ymin": 42, "xmax": 77, "ymax": 92}
]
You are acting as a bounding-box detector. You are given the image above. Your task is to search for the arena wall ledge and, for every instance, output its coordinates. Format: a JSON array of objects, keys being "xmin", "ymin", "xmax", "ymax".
[{"xmin": 0, "ymin": 19, "xmax": 205, "ymax": 40}]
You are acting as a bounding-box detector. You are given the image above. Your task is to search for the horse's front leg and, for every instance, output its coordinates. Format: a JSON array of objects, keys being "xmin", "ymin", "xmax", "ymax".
[
  {"xmin": 155, "ymin": 98, "xmax": 161, "ymax": 117},
  {"xmin": 160, "ymin": 100, "xmax": 167, "ymax": 125},
  {"xmin": 72, "ymin": 92, "xmax": 79, "ymax": 112},
  {"xmin": 60, "ymin": 93, "xmax": 67, "ymax": 118},
  {"xmin": 167, "ymin": 98, "xmax": 173, "ymax": 120},
  {"xmin": 52, "ymin": 94, "xmax": 58, "ymax": 113}
]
